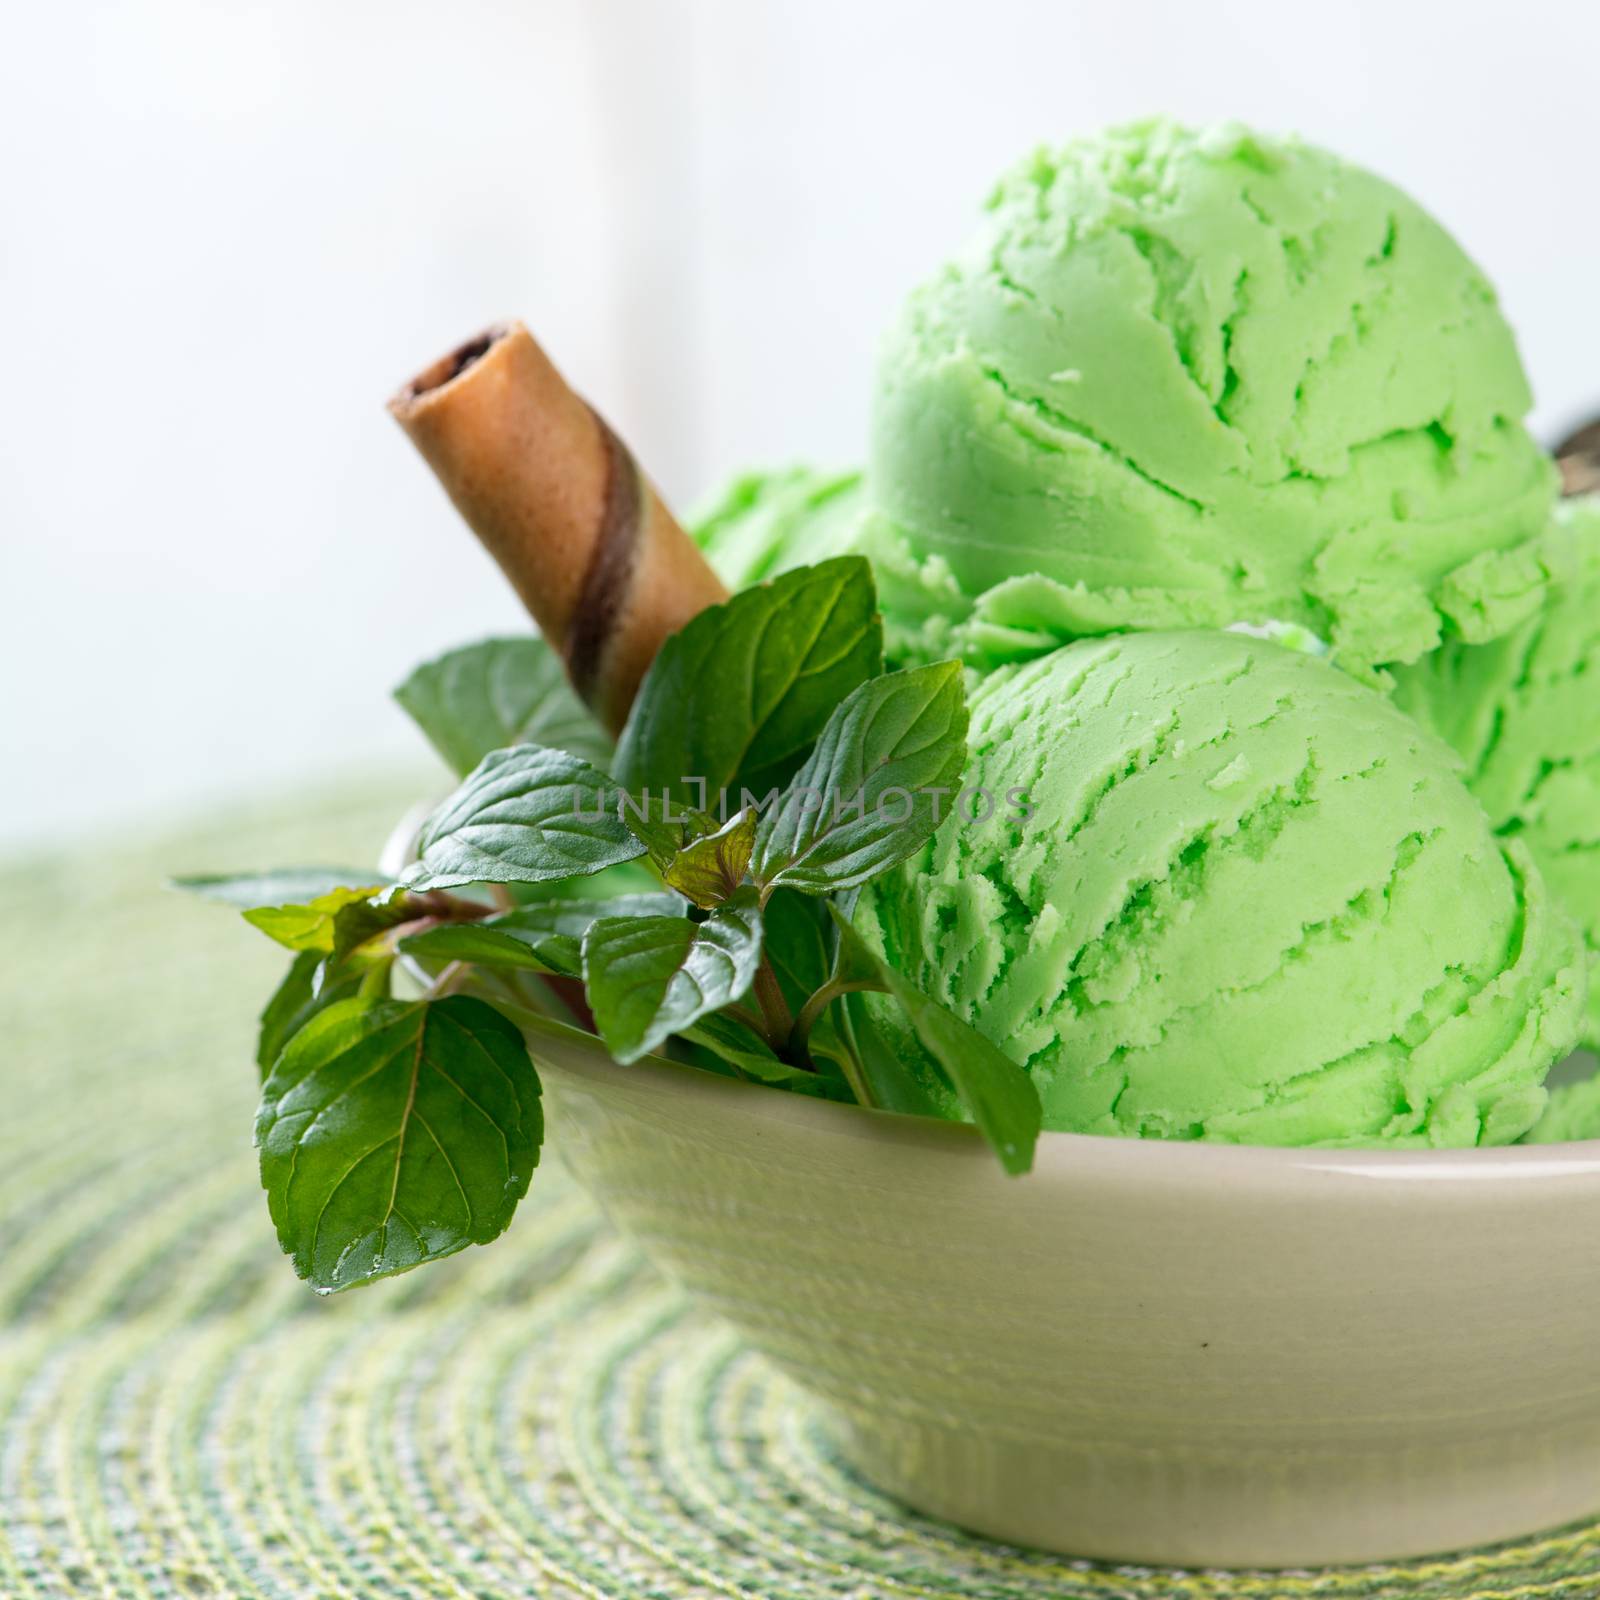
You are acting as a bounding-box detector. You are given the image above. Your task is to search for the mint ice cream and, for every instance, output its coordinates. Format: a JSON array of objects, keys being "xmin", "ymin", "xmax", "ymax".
[
  {"xmin": 692, "ymin": 467, "xmax": 863, "ymax": 590},
  {"xmin": 1394, "ymin": 497, "xmax": 1600, "ymax": 1046},
  {"xmin": 854, "ymin": 630, "xmax": 1586, "ymax": 1146},
  {"xmin": 863, "ymin": 120, "xmax": 1557, "ymax": 674},
  {"xmin": 1524, "ymin": 1071, "xmax": 1600, "ymax": 1142}
]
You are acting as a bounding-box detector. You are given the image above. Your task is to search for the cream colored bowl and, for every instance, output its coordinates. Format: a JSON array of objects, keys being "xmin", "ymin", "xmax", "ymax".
[{"xmin": 517, "ymin": 1014, "xmax": 1600, "ymax": 1569}]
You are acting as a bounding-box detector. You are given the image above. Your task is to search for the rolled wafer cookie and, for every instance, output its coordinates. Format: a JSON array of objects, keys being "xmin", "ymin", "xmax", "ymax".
[
  {"xmin": 389, "ymin": 322, "xmax": 729, "ymax": 733},
  {"xmin": 1556, "ymin": 416, "xmax": 1600, "ymax": 499}
]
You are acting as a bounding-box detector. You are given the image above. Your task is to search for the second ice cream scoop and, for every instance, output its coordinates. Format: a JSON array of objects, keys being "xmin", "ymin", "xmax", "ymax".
[
  {"xmin": 854, "ymin": 629, "xmax": 1586, "ymax": 1146},
  {"xmin": 1394, "ymin": 496, "xmax": 1600, "ymax": 1049}
]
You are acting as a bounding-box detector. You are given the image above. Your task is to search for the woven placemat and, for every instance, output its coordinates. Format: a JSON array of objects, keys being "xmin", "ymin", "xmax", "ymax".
[{"xmin": 5, "ymin": 780, "xmax": 1600, "ymax": 1599}]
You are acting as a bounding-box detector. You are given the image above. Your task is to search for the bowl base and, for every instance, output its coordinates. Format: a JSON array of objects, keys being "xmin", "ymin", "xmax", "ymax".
[{"xmin": 824, "ymin": 1403, "xmax": 1600, "ymax": 1568}]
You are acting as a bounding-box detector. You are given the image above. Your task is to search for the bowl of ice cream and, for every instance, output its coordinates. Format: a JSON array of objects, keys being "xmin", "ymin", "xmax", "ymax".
[
  {"xmin": 504, "ymin": 623, "xmax": 1598, "ymax": 1568},
  {"xmin": 356, "ymin": 114, "xmax": 1600, "ymax": 1571}
]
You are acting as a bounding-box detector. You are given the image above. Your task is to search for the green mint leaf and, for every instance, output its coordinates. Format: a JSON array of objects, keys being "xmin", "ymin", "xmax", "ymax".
[
  {"xmin": 759, "ymin": 889, "xmax": 853, "ymax": 1074},
  {"xmin": 582, "ymin": 889, "xmax": 763, "ymax": 1064},
  {"xmin": 402, "ymin": 923, "xmax": 581, "ymax": 978},
  {"xmin": 752, "ymin": 662, "xmax": 968, "ymax": 895},
  {"xmin": 826, "ymin": 906, "xmax": 1040, "ymax": 1176},
  {"xmin": 243, "ymin": 884, "xmax": 406, "ymax": 958},
  {"xmin": 401, "ymin": 745, "xmax": 643, "ymax": 892},
  {"xmin": 256, "ymin": 951, "xmax": 363, "ymax": 1076},
  {"xmin": 400, "ymin": 894, "xmax": 682, "ymax": 978},
  {"xmin": 357, "ymin": 957, "xmax": 395, "ymax": 1002},
  {"xmin": 256, "ymin": 995, "xmax": 543, "ymax": 1292},
  {"xmin": 662, "ymin": 808, "xmax": 757, "ymax": 908},
  {"xmin": 678, "ymin": 1011, "xmax": 823, "ymax": 1088},
  {"xmin": 613, "ymin": 558, "xmax": 883, "ymax": 804},
  {"xmin": 394, "ymin": 635, "xmax": 611, "ymax": 775},
  {"xmin": 676, "ymin": 1011, "xmax": 785, "ymax": 1074},
  {"xmin": 174, "ymin": 868, "xmax": 380, "ymax": 909},
  {"xmin": 837, "ymin": 990, "xmax": 964, "ymax": 1119},
  {"xmin": 616, "ymin": 791, "xmax": 717, "ymax": 871},
  {"xmin": 761, "ymin": 889, "xmax": 833, "ymax": 1008}
]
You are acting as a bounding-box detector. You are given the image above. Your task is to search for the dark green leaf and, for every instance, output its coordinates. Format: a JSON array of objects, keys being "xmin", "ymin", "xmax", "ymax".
[
  {"xmin": 761, "ymin": 889, "xmax": 833, "ymax": 1009},
  {"xmin": 503, "ymin": 859, "xmax": 660, "ymax": 907},
  {"xmin": 678, "ymin": 1002, "xmax": 853, "ymax": 1101},
  {"xmin": 400, "ymin": 894, "xmax": 682, "ymax": 978},
  {"xmin": 174, "ymin": 868, "xmax": 380, "ymax": 909},
  {"xmin": 759, "ymin": 889, "xmax": 855, "ymax": 1074},
  {"xmin": 394, "ymin": 635, "xmax": 611, "ymax": 774},
  {"xmin": 401, "ymin": 745, "xmax": 643, "ymax": 892},
  {"xmin": 662, "ymin": 808, "xmax": 757, "ymax": 908},
  {"xmin": 401, "ymin": 923, "xmax": 581, "ymax": 977},
  {"xmin": 752, "ymin": 662, "xmax": 968, "ymax": 895},
  {"xmin": 256, "ymin": 951, "xmax": 363, "ymax": 1077},
  {"xmin": 582, "ymin": 889, "xmax": 763, "ymax": 1064},
  {"xmin": 837, "ymin": 989, "xmax": 964, "ymax": 1120},
  {"xmin": 613, "ymin": 558, "xmax": 883, "ymax": 804},
  {"xmin": 677, "ymin": 1011, "xmax": 793, "ymax": 1079},
  {"xmin": 826, "ymin": 907, "xmax": 1040, "ymax": 1175},
  {"xmin": 490, "ymin": 893, "xmax": 686, "ymax": 936},
  {"xmin": 256, "ymin": 995, "xmax": 543, "ymax": 1292}
]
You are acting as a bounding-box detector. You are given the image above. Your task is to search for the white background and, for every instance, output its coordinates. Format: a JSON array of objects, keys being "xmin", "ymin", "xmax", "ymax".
[{"xmin": 4, "ymin": 0, "xmax": 1598, "ymax": 846}]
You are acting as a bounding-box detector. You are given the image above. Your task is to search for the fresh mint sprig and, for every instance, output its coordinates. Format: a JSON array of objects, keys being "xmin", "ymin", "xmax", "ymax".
[{"xmin": 181, "ymin": 558, "xmax": 1042, "ymax": 1294}]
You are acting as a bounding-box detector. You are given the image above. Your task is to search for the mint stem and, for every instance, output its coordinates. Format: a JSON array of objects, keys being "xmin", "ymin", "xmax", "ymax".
[
  {"xmin": 752, "ymin": 956, "xmax": 794, "ymax": 1052},
  {"xmin": 792, "ymin": 978, "xmax": 883, "ymax": 1105}
]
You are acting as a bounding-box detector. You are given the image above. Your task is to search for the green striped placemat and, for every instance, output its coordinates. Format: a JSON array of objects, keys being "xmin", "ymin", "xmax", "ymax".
[{"xmin": 5, "ymin": 780, "xmax": 1600, "ymax": 1598}]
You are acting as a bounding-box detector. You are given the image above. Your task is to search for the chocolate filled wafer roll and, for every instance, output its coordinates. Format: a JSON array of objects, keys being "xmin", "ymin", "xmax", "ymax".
[
  {"xmin": 1556, "ymin": 415, "xmax": 1600, "ymax": 499},
  {"xmin": 389, "ymin": 322, "xmax": 729, "ymax": 733}
]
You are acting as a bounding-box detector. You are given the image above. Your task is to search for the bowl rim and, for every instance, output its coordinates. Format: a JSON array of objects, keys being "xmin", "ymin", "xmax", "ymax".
[{"xmin": 518, "ymin": 1008, "xmax": 1600, "ymax": 1185}]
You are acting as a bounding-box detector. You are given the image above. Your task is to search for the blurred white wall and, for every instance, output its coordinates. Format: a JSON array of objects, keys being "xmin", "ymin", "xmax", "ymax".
[{"xmin": 3, "ymin": 0, "xmax": 1597, "ymax": 846}]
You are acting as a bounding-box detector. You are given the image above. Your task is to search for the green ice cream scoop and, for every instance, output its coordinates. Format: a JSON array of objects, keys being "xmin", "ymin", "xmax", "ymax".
[
  {"xmin": 1394, "ymin": 496, "xmax": 1600, "ymax": 1047},
  {"xmin": 864, "ymin": 120, "xmax": 1557, "ymax": 675},
  {"xmin": 854, "ymin": 629, "xmax": 1586, "ymax": 1146},
  {"xmin": 690, "ymin": 467, "xmax": 863, "ymax": 590}
]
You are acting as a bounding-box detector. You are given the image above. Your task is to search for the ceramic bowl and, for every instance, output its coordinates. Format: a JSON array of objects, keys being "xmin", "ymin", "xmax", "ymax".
[{"xmin": 516, "ymin": 1013, "xmax": 1600, "ymax": 1569}]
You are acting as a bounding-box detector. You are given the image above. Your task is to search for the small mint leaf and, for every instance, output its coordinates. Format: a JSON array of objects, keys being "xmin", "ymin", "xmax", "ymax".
[
  {"xmin": 752, "ymin": 662, "xmax": 968, "ymax": 895},
  {"xmin": 395, "ymin": 635, "xmax": 610, "ymax": 775},
  {"xmin": 582, "ymin": 890, "xmax": 763, "ymax": 1064},
  {"xmin": 662, "ymin": 808, "xmax": 757, "ymax": 908},
  {"xmin": 402, "ymin": 745, "xmax": 643, "ymax": 892},
  {"xmin": 174, "ymin": 868, "xmax": 380, "ymax": 909},
  {"xmin": 617, "ymin": 791, "xmax": 717, "ymax": 871},
  {"xmin": 256, "ymin": 951, "xmax": 363, "ymax": 1077},
  {"xmin": 614, "ymin": 557, "xmax": 883, "ymax": 804},
  {"xmin": 826, "ymin": 906, "xmax": 1040, "ymax": 1176},
  {"xmin": 398, "ymin": 894, "xmax": 681, "ymax": 979},
  {"xmin": 243, "ymin": 884, "xmax": 405, "ymax": 957}
]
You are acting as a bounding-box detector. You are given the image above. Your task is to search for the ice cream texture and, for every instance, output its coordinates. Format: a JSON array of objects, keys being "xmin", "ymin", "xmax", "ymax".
[
  {"xmin": 863, "ymin": 120, "xmax": 1557, "ymax": 674},
  {"xmin": 854, "ymin": 630, "xmax": 1587, "ymax": 1146},
  {"xmin": 1524, "ymin": 1070, "xmax": 1600, "ymax": 1142},
  {"xmin": 691, "ymin": 467, "xmax": 864, "ymax": 590},
  {"xmin": 1394, "ymin": 497, "xmax": 1600, "ymax": 1047}
]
